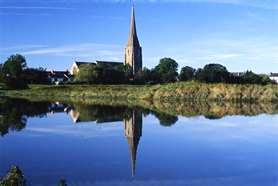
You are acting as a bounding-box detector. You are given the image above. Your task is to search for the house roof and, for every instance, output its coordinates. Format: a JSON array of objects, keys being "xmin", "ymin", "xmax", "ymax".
[
  {"xmin": 230, "ymin": 72, "xmax": 245, "ymax": 76},
  {"xmin": 48, "ymin": 70, "xmax": 72, "ymax": 78},
  {"xmin": 270, "ymin": 73, "xmax": 278, "ymax": 77}
]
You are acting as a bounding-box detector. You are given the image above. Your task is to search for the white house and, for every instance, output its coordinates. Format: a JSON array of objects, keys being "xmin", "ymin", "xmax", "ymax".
[
  {"xmin": 48, "ymin": 70, "xmax": 74, "ymax": 84},
  {"xmin": 270, "ymin": 73, "xmax": 278, "ymax": 84}
]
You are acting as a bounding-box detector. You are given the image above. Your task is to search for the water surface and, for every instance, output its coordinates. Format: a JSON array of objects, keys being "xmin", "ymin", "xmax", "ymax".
[{"xmin": 0, "ymin": 97, "xmax": 277, "ymax": 185}]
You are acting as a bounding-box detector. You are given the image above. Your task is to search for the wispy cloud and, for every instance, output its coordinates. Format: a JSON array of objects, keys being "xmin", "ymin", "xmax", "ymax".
[
  {"xmin": 21, "ymin": 43, "xmax": 120, "ymax": 55},
  {"xmin": 0, "ymin": 45, "xmax": 48, "ymax": 51},
  {"xmin": 18, "ymin": 43, "xmax": 123, "ymax": 61},
  {"xmin": 197, "ymin": 54, "xmax": 241, "ymax": 60},
  {"xmin": 245, "ymin": 11, "xmax": 267, "ymax": 22},
  {"xmin": 0, "ymin": 12, "xmax": 55, "ymax": 16},
  {"xmin": 0, "ymin": 6, "xmax": 73, "ymax": 10},
  {"xmin": 91, "ymin": 15, "xmax": 124, "ymax": 20},
  {"xmin": 160, "ymin": 0, "xmax": 278, "ymax": 10}
]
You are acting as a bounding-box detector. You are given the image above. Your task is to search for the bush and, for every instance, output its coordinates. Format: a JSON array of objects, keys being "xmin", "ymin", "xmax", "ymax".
[{"xmin": 195, "ymin": 63, "xmax": 230, "ymax": 83}]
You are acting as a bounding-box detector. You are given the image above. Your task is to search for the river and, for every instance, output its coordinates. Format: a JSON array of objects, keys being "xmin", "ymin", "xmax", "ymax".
[{"xmin": 0, "ymin": 97, "xmax": 277, "ymax": 185}]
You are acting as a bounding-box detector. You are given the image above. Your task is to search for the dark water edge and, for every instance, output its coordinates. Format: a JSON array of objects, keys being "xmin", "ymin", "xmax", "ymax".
[
  {"xmin": 3, "ymin": 95, "xmax": 278, "ymax": 116},
  {"xmin": 0, "ymin": 96, "xmax": 277, "ymax": 137}
]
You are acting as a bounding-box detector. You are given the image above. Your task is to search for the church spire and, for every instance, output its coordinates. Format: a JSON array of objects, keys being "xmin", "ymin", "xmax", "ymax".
[
  {"xmin": 124, "ymin": 6, "xmax": 142, "ymax": 74},
  {"xmin": 126, "ymin": 6, "xmax": 140, "ymax": 47}
]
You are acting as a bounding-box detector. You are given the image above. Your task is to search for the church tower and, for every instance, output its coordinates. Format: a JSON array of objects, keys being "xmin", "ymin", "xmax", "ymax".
[{"xmin": 124, "ymin": 6, "xmax": 142, "ymax": 75}]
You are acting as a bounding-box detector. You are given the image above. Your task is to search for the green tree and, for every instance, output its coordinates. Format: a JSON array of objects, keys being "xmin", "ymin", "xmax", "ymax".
[
  {"xmin": 154, "ymin": 57, "xmax": 178, "ymax": 83},
  {"xmin": 243, "ymin": 71, "xmax": 262, "ymax": 84},
  {"xmin": 195, "ymin": 63, "xmax": 230, "ymax": 83},
  {"xmin": 133, "ymin": 67, "xmax": 153, "ymax": 84},
  {"xmin": 23, "ymin": 67, "xmax": 49, "ymax": 84},
  {"xmin": 179, "ymin": 66, "xmax": 196, "ymax": 81},
  {"xmin": 0, "ymin": 54, "xmax": 28, "ymax": 89},
  {"xmin": 74, "ymin": 63, "xmax": 133, "ymax": 84},
  {"xmin": 114, "ymin": 64, "xmax": 133, "ymax": 83},
  {"xmin": 73, "ymin": 63, "xmax": 96, "ymax": 84},
  {"xmin": 0, "ymin": 165, "xmax": 28, "ymax": 186},
  {"xmin": 3, "ymin": 54, "xmax": 27, "ymax": 78},
  {"xmin": 258, "ymin": 74, "xmax": 270, "ymax": 85}
]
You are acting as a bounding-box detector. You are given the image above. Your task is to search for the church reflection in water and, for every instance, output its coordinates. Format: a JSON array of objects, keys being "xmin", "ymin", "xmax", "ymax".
[
  {"xmin": 124, "ymin": 109, "xmax": 142, "ymax": 178},
  {"xmin": 64, "ymin": 104, "xmax": 143, "ymax": 178}
]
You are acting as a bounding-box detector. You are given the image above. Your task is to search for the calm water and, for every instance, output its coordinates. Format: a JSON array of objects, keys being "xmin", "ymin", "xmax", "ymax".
[{"xmin": 0, "ymin": 97, "xmax": 277, "ymax": 186}]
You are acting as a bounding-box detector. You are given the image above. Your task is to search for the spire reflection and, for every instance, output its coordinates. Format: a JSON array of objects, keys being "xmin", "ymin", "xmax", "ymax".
[{"xmin": 124, "ymin": 109, "xmax": 142, "ymax": 178}]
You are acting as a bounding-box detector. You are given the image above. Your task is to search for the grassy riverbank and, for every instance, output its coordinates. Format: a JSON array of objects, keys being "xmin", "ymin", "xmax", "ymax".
[{"xmin": 0, "ymin": 81, "xmax": 277, "ymax": 102}]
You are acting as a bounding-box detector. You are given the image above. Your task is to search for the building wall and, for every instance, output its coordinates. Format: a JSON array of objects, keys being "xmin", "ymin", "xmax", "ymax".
[
  {"xmin": 270, "ymin": 77, "xmax": 278, "ymax": 84},
  {"xmin": 70, "ymin": 63, "xmax": 79, "ymax": 75},
  {"xmin": 124, "ymin": 46, "xmax": 142, "ymax": 74}
]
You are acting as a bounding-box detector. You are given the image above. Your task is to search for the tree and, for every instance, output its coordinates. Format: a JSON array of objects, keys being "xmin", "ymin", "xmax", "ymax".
[
  {"xmin": 258, "ymin": 74, "xmax": 270, "ymax": 85},
  {"xmin": 179, "ymin": 66, "xmax": 196, "ymax": 81},
  {"xmin": 23, "ymin": 67, "xmax": 49, "ymax": 84},
  {"xmin": 154, "ymin": 57, "xmax": 178, "ymax": 83},
  {"xmin": 132, "ymin": 67, "xmax": 153, "ymax": 84},
  {"xmin": 153, "ymin": 112, "xmax": 178, "ymax": 127},
  {"xmin": 74, "ymin": 63, "xmax": 133, "ymax": 84},
  {"xmin": 195, "ymin": 63, "xmax": 230, "ymax": 83},
  {"xmin": 0, "ymin": 165, "xmax": 28, "ymax": 185},
  {"xmin": 243, "ymin": 71, "xmax": 262, "ymax": 84},
  {"xmin": 0, "ymin": 54, "xmax": 28, "ymax": 89},
  {"xmin": 73, "ymin": 63, "xmax": 96, "ymax": 84},
  {"xmin": 3, "ymin": 54, "xmax": 27, "ymax": 78},
  {"xmin": 114, "ymin": 64, "xmax": 133, "ymax": 83}
]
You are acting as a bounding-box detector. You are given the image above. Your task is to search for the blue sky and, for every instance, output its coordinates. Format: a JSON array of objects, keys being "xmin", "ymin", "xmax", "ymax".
[{"xmin": 0, "ymin": 0, "xmax": 277, "ymax": 74}]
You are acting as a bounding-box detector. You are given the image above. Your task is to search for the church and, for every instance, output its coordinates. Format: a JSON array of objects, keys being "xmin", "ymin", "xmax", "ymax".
[{"xmin": 69, "ymin": 6, "xmax": 142, "ymax": 75}]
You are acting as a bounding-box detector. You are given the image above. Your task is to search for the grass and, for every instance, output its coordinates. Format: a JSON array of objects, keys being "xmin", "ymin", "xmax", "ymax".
[{"xmin": 0, "ymin": 81, "xmax": 277, "ymax": 102}]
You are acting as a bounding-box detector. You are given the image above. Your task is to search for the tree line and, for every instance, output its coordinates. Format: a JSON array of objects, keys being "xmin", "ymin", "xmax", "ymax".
[
  {"xmin": 0, "ymin": 54, "xmax": 273, "ymax": 90},
  {"xmin": 76, "ymin": 57, "xmax": 272, "ymax": 85}
]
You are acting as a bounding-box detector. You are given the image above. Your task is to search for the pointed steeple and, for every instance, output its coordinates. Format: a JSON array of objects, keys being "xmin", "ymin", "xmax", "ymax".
[
  {"xmin": 126, "ymin": 6, "xmax": 140, "ymax": 47},
  {"xmin": 124, "ymin": 6, "xmax": 142, "ymax": 74}
]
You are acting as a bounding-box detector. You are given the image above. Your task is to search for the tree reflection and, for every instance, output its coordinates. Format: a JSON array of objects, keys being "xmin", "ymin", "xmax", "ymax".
[
  {"xmin": 0, "ymin": 97, "xmax": 50, "ymax": 136},
  {"xmin": 152, "ymin": 112, "xmax": 178, "ymax": 126}
]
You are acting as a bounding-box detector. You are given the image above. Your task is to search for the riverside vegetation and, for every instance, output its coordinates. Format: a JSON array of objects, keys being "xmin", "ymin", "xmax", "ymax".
[
  {"xmin": 0, "ymin": 81, "xmax": 277, "ymax": 102},
  {"xmin": 0, "ymin": 54, "xmax": 277, "ymax": 102}
]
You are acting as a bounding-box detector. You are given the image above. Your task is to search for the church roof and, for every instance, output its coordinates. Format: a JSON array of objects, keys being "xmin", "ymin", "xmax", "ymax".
[
  {"xmin": 95, "ymin": 60, "xmax": 122, "ymax": 67},
  {"xmin": 126, "ymin": 6, "xmax": 140, "ymax": 48},
  {"xmin": 74, "ymin": 61, "xmax": 95, "ymax": 67}
]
